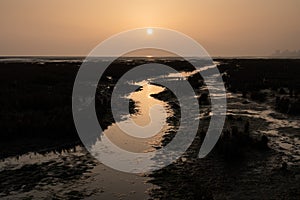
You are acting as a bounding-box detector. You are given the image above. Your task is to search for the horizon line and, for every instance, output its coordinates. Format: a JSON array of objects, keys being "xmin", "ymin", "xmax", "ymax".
[{"xmin": 0, "ymin": 55, "xmax": 300, "ymax": 59}]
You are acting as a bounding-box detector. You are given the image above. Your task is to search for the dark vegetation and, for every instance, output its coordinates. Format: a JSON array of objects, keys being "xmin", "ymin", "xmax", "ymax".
[
  {"xmin": 218, "ymin": 59, "xmax": 300, "ymax": 114},
  {"xmin": 0, "ymin": 57, "xmax": 200, "ymax": 159},
  {"xmin": 0, "ymin": 62, "xmax": 80, "ymax": 158}
]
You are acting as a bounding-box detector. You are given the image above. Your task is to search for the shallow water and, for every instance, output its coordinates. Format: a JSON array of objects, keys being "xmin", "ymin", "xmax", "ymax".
[{"xmin": 94, "ymin": 83, "xmax": 170, "ymax": 153}]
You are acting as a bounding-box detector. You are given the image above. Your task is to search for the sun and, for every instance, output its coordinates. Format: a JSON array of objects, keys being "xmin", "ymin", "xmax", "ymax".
[{"xmin": 146, "ymin": 28, "xmax": 153, "ymax": 35}]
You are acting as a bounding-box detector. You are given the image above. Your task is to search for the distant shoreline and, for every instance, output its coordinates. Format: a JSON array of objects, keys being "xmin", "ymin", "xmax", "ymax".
[{"xmin": 0, "ymin": 56, "xmax": 300, "ymax": 60}]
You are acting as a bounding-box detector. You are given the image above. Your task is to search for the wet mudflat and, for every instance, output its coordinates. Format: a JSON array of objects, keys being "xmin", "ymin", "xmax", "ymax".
[
  {"xmin": 0, "ymin": 146, "xmax": 153, "ymax": 199},
  {"xmin": 147, "ymin": 93, "xmax": 300, "ymax": 199}
]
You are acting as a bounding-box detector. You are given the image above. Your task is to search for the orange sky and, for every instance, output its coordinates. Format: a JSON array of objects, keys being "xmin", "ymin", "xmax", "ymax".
[{"xmin": 0, "ymin": 0, "xmax": 299, "ymax": 56}]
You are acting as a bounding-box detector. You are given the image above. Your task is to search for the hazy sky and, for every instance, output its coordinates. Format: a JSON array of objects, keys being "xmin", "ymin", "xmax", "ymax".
[{"xmin": 0, "ymin": 0, "xmax": 299, "ymax": 56}]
